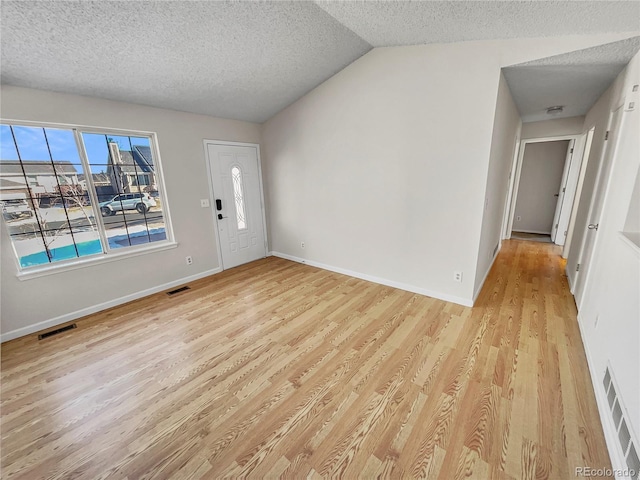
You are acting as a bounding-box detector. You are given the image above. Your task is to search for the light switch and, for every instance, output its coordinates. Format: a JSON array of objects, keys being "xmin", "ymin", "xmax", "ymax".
[{"xmin": 200, "ymin": 199, "xmax": 210, "ymax": 208}]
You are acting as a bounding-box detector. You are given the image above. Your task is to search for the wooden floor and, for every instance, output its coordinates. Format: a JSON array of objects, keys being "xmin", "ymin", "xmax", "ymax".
[{"xmin": 1, "ymin": 240, "xmax": 611, "ymax": 479}]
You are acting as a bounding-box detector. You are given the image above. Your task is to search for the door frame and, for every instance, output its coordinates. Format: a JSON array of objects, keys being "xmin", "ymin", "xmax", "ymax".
[
  {"xmin": 502, "ymin": 134, "xmax": 581, "ymax": 240},
  {"xmin": 203, "ymin": 140, "xmax": 268, "ymax": 271}
]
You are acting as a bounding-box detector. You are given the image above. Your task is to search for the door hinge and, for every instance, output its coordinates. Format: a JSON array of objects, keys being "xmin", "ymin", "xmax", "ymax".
[
  {"xmin": 605, "ymin": 130, "xmax": 610, "ymax": 140},
  {"xmin": 570, "ymin": 148, "xmax": 574, "ymax": 153},
  {"xmin": 562, "ymin": 187, "xmax": 566, "ymax": 193},
  {"xmin": 555, "ymin": 223, "xmax": 559, "ymax": 229},
  {"xmin": 576, "ymin": 263, "xmax": 580, "ymax": 272},
  {"xmin": 564, "ymin": 230, "xmax": 567, "ymax": 236}
]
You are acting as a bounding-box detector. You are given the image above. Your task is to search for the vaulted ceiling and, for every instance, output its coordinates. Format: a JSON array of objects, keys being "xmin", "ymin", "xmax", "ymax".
[{"xmin": 1, "ymin": 1, "xmax": 639, "ymax": 123}]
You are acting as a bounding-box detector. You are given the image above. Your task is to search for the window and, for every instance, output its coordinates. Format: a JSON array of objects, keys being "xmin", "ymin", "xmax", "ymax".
[
  {"xmin": 231, "ymin": 166, "xmax": 247, "ymax": 230},
  {"xmin": 132, "ymin": 174, "xmax": 150, "ymax": 186},
  {"xmin": 0, "ymin": 122, "xmax": 173, "ymax": 271}
]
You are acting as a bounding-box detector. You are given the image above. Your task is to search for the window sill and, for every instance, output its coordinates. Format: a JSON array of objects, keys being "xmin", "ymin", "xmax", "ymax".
[{"xmin": 16, "ymin": 241, "xmax": 178, "ymax": 281}]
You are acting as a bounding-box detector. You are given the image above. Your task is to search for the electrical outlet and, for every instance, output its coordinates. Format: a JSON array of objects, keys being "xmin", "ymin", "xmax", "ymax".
[
  {"xmin": 516, "ymin": 215, "xmax": 521, "ymax": 221},
  {"xmin": 453, "ymin": 271, "xmax": 463, "ymax": 283},
  {"xmin": 186, "ymin": 256, "xmax": 193, "ymax": 265},
  {"xmin": 301, "ymin": 241, "xmax": 305, "ymax": 249}
]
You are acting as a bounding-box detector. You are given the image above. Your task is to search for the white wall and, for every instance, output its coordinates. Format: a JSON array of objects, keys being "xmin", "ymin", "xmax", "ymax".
[
  {"xmin": 521, "ymin": 116, "xmax": 585, "ymax": 139},
  {"xmin": 512, "ymin": 140, "xmax": 569, "ymax": 234},
  {"xmin": 473, "ymin": 72, "xmax": 521, "ymax": 299},
  {"xmin": 570, "ymin": 51, "xmax": 640, "ymax": 469},
  {"xmin": 0, "ymin": 85, "xmax": 261, "ymax": 340},
  {"xmin": 262, "ymin": 33, "xmax": 634, "ymax": 306},
  {"xmin": 263, "ymin": 43, "xmax": 500, "ymax": 306}
]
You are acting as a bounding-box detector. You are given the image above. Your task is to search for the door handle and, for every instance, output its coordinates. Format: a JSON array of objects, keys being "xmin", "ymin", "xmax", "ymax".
[
  {"xmin": 554, "ymin": 194, "xmax": 559, "ymax": 197},
  {"xmin": 218, "ymin": 214, "xmax": 227, "ymax": 220},
  {"xmin": 588, "ymin": 223, "xmax": 599, "ymax": 230}
]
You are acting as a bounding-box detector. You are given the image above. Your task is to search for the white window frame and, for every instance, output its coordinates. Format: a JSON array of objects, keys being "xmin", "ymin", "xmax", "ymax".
[{"xmin": 0, "ymin": 119, "xmax": 176, "ymax": 280}]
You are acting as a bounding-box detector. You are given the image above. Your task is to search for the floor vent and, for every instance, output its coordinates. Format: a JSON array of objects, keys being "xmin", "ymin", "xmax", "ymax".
[
  {"xmin": 167, "ymin": 286, "xmax": 190, "ymax": 296},
  {"xmin": 38, "ymin": 323, "xmax": 77, "ymax": 340},
  {"xmin": 603, "ymin": 366, "xmax": 640, "ymax": 479}
]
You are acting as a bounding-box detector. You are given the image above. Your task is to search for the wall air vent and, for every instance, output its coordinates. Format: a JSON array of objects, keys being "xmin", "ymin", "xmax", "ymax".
[
  {"xmin": 38, "ymin": 323, "xmax": 77, "ymax": 340},
  {"xmin": 603, "ymin": 366, "xmax": 639, "ymax": 479},
  {"xmin": 167, "ymin": 286, "xmax": 191, "ymax": 296}
]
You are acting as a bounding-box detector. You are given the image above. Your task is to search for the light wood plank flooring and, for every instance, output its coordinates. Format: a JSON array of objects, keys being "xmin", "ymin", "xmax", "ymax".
[{"xmin": 1, "ymin": 240, "xmax": 611, "ymax": 479}]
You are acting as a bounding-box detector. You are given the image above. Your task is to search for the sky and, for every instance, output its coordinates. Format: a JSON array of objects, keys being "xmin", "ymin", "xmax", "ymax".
[{"xmin": 0, "ymin": 124, "xmax": 151, "ymax": 175}]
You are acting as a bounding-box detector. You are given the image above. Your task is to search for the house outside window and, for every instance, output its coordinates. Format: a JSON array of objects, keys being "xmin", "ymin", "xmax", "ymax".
[
  {"xmin": 0, "ymin": 122, "xmax": 174, "ymax": 272},
  {"xmin": 133, "ymin": 174, "xmax": 151, "ymax": 186}
]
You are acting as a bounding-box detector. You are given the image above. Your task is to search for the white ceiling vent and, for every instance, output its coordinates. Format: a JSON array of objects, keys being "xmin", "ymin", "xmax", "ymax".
[{"xmin": 546, "ymin": 105, "xmax": 565, "ymax": 115}]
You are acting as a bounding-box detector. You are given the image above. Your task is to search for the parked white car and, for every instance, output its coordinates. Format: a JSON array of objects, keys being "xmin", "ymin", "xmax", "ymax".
[{"xmin": 99, "ymin": 192, "xmax": 156, "ymax": 216}]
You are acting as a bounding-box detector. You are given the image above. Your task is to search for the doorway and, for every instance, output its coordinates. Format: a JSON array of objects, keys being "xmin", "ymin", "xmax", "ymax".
[
  {"xmin": 511, "ymin": 139, "xmax": 571, "ymax": 242},
  {"xmin": 504, "ymin": 134, "xmax": 587, "ymax": 249},
  {"xmin": 205, "ymin": 141, "xmax": 267, "ymax": 270}
]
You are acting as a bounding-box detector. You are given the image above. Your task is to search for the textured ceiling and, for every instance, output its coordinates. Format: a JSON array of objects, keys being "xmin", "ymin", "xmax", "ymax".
[
  {"xmin": 0, "ymin": 1, "xmax": 371, "ymax": 123},
  {"xmin": 316, "ymin": 1, "xmax": 640, "ymax": 47},
  {"xmin": 504, "ymin": 37, "xmax": 640, "ymax": 122},
  {"xmin": 1, "ymin": 1, "xmax": 639, "ymax": 123}
]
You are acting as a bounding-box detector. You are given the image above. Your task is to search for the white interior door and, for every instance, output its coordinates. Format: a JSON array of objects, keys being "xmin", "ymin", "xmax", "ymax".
[
  {"xmin": 563, "ymin": 129, "xmax": 595, "ymax": 260},
  {"xmin": 573, "ymin": 106, "xmax": 623, "ymax": 307},
  {"xmin": 554, "ymin": 136, "xmax": 586, "ymax": 247},
  {"xmin": 551, "ymin": 139, "xmax": 575, "ymax": 245},
  {"xmin": 207, "ymin": 143, "xmax": 266, "ymax": 270}
]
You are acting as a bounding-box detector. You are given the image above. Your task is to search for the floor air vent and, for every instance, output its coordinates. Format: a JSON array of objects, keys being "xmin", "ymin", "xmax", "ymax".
[
  {"xmin": 38, "ymin": 323, "xmax": 77, "ymax": 340},
  {"xmin": 167, "ymin": 286, "xmax": 190, "ymax": 296},
  {"xmin": 603, "ymin": 366, "xmax": 640, "ymax": 479}
]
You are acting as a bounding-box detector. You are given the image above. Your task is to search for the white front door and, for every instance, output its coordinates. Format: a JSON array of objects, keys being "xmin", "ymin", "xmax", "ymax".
[{"xmin": 207, "ymin": 143, "xmax": 266, "ymax": 269}]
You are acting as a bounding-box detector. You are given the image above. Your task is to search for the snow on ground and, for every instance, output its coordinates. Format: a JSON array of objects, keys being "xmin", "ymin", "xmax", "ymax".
[
  {"xmin": 10, "ymin": 205, "xmax": 166, "ymax": 257},
  {"xmin": 12, "ymin": 224, "xmax": 166, "ymax": 257}
]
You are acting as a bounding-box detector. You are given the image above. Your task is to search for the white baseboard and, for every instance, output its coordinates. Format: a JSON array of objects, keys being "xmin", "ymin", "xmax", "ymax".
[
  {"xmin": 511, "ymin": 229, "xmax": 552, "ymax": 235},
  {"xmin": 269, "ymin": 251, "xmax": 473, "ymax": 307},
  {"xmin": 473, "ymin": 244, "xmax": 501, "ymax": 303},
  {"xmin": 575, "ymin": 312, "xmax": 628, "ymax": 477},
  {"xmin": 0, "ymin": 267, "xmax": 222, "ymax": 343}
]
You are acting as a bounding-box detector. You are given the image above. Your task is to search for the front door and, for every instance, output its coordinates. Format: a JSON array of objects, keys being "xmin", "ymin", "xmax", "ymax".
[{"xmin": 207, "ymin": 143, "xmax": 266, "ymax": 269}]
